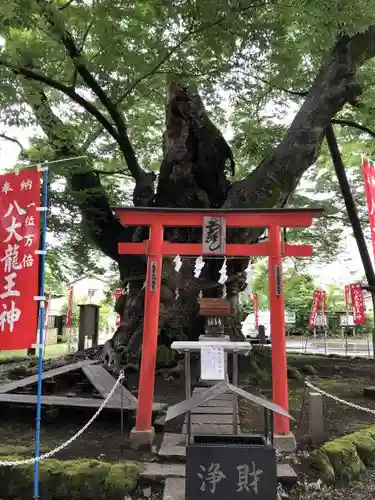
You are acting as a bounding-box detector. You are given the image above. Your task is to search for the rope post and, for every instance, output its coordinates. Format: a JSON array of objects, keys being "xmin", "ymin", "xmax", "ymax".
[
  {"xmin": 308, "ymin": 392, "xmax": 325, "ymax": 445},
  {"xmin": 120, "ymin": 370, "xmax": 125, "ymax": 453},
  {"xmin": 306, "ymin": 380, "xmax": 375, "ymax": 416}
]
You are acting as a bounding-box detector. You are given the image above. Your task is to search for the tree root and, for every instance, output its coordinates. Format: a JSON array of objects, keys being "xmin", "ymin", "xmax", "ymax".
[{"xmin": 155, "ymin": 358, "xmax": 185, "ymax": 383}]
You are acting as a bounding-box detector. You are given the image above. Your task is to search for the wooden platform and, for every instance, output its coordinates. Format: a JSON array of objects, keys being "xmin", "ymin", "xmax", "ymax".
[
  {"xmin": 0, "ymin": 359, "xmax": 97, "ymax": 393},
  {"xmin": 0, "ymin": 393, "xmax": 165, "ymax": 412},
  {"xmin": 0, "ymin": 359, "xmax": 165, "ymax": 414},
  {"xmin": 82, "ymin": 364, "xmax": 137, "ymax": 405}
]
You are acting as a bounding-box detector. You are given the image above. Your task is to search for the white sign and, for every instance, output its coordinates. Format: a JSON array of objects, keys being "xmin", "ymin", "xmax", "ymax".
[
  {"xmin": 200, "ymin": 344, "xmax": 225, "ymax": 381},
  {"xmin": 202, "ymin": 217, "xmax": 226, "ymax": 255},
  {"xmin": 340, "ymin": 314, "xmax": 355, "ymax": 327},
  {"xmin": 285, "ymin": 311, "xmax": 296, "ymax": 324},
  {"xmin": 315, "ymin": 312, "xmax": 328, "ymax": 327}
]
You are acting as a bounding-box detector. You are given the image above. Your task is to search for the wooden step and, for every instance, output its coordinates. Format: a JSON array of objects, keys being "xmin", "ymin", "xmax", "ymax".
[{"xmin": 184, "ymin": 413, "xmax": 237, "ymax": 425}]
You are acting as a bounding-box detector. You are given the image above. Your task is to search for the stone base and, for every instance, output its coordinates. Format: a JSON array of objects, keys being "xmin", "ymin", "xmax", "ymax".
[
  {"xmin": 273, "ymin": 432, "xmax": 297, "ymax": 452},
  {"xmin": 161, "ymin": 464, "xmax": 297, "ymax": 499},
  {"xmin": 129, "ymin": 427, "xmax": 155, "ymax": 451},
  {"xmin": 364, "ymin": 386, "xmax": 375, "ymax": 399}
]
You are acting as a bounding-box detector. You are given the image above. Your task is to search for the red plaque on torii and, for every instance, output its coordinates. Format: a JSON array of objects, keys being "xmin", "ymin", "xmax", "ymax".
[{"xmin": 115, "ymin": 207, "xmax": 323, "ymax": 439}]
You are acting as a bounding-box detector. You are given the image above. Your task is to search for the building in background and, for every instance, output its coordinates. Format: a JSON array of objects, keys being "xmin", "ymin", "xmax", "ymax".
[
  {"xmin": 363, "ymin": 289, "xmax": 373, "ymax": 313},
  {"xmin": 67, "ymin": 275, "xmax": 109, "ymax": 305},
  {"xmin": 48, "ymin": 275, "xmax": 110, "ymax": 321}
]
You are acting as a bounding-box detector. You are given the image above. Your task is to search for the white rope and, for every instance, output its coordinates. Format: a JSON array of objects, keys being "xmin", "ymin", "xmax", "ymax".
[
  {"xmin": 0, "ymin": 371, "xmax": 125, "ymax": 467},
  {"xmin": 305, "ymin": 379, "xmax": 375, "ymax": 415}
]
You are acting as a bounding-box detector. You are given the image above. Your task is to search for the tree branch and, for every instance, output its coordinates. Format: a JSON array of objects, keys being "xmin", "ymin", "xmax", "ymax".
[
  {"xmin": 251, "ymin": 75, "xmax": 308, "ymax": 98},
  {"xmin": 331, "ymin": 118, "xmax": 375, "ymax": 138},
  {"xmin": 36, "ymin": 0, "xmax": 144, "ymax": 182},
  {"xmin": 0, "ymin": 133, "xmax": 25, "ymax": 153},
  {"xmin": 71, "ymin": 19, "xmax": 94, "ymax": 87},
  {"xmin": 225, "ymin": 27, "xmax": 375, "ymax": 223},
  {"xmin": 1, "ymin": 53, "xmax": 155, "ymax": 210},
  {"xmin": 0, "ymin": 57, "xmax": 121, "ymax": 144},
  {"xmin": 79, "ymin": 2, "xmax": 269, "ymax": 152},
  {"xmin": 117, "ymin": 2, "xmax": 268, "ymax": 103},
  {"xmin": 59, "ymin": 0, "xmax": 75, "ymax": 10},
  {"xmin": 93, "ymin": 169, "xmax": 132, "ymax": 177},
  {"xmin": 21, "ymin": 82, "xmax": 126, "ymax": 262}
]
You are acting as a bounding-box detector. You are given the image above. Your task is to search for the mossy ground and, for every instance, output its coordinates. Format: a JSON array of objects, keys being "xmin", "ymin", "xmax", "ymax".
[
  {"xmin": 0, "ymin": 457, "xmax": 141, "ymax": 500},
  {"xmin": 309, "ymin": 426, "xmax": 375, "ymax": 484},
  {"xmin": 0, "ymin": 422, "xmax": 150, "ymax": 500}
]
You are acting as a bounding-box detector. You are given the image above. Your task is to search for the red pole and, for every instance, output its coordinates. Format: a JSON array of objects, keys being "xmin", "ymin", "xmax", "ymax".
[
  {"xmin": 135, "ymin": 223, "xmax": 163, "ymax": 431},
  {"xmin": 268, "ymin": 225, "xmax": 290, "ymax": 434}
]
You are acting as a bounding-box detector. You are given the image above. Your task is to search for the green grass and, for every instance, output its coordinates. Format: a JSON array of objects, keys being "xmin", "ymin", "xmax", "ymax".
[
  {"xmin": 0, "ymin": 456, "xmax": 142, "ymax": 499},
  {"xmin": 0, "ymin": 343, "xmax": 70, "ymax": 361}
]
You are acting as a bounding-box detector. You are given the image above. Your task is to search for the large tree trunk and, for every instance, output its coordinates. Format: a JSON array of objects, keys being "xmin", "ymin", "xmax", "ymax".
[{"xmin": 110, "ymin": 78, "xmax": 243, "ymax": 369}]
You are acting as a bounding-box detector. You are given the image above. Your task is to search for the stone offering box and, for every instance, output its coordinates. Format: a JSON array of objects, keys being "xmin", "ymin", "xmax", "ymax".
[{"xmin": 186, "ymin": 434, "xmax": 277, "ymax": 499}]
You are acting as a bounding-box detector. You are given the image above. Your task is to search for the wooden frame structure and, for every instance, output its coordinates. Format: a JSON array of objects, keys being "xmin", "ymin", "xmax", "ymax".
[
  {"xmin": 0, "ymin": 360, "xmax": 165, "ymax": 413},
  {"xmin": 115, "ymin": 207, "xmax": 323, "ymax": 436}
]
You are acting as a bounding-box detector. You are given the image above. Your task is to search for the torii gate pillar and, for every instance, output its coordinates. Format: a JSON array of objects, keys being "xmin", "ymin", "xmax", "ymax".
[{"xmin": 115, "ymin": 207, "xmax": 323, "ymax": 450}]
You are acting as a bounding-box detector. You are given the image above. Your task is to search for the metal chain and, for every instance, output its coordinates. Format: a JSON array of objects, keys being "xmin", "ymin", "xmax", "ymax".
[
  {"xmin": 305, "ymin": 379, "xmax": 375, "ymax": 415},
  {"xmin": 0, "ymin": 371, "xmax": 125, "ymax": 467}
]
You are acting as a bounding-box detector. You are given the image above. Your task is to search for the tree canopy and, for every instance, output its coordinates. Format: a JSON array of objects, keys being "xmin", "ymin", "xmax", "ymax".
[
  {"xmin": 2, "ymin": 1, "xmax": 375, "ymax": 354},
  {"xmin": 248, "ymin": 261, "xmax": 347, "ymax": 312},
  {"xmin": 1, "ymin": 1, "xmax": 375, "ymax": 276}
]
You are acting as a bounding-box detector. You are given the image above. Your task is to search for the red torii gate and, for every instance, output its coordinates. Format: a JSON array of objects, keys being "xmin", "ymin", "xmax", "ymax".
[{"xmin": 115, "ymin": 207, "xmax": 323, "ymax": 446}]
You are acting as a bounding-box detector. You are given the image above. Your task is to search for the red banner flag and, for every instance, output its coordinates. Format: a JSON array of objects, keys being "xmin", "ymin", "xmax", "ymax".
[
  {"xmin": 321, "ymin": 290, "xmax": 327, "ymax": 313},
  {"xmin": 114, "ymin": 288, "xmax": 123, "ymax": 327},
  {"xmin": 65, "ymin": 286, "xmax": 73, "ymax": 328},
  {"xmin": 362, "ymin": 158, "xmax": 375, "ymax": 260},
  {"xmin": 349, "ymin": 283, "xmax": 366, "ymax": 325},
  {"xmin": 0, "ymin": 169, "xmax": 41, "ymax": 349},
  {"xmin": 309, "ymin": 289, "xmax": 321, "ymax": 328},
  {"xmin": 252, "ymin": 292, "xmax": 259, "ymax": 329},
  {"xmin": 344, "ymin": 285, "xmax": 350, "ymax": 307}
]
